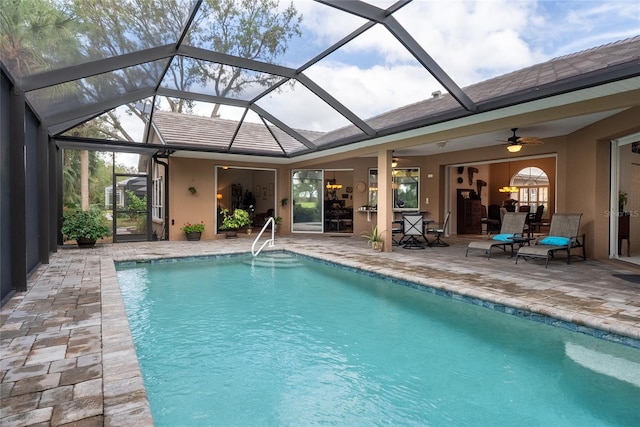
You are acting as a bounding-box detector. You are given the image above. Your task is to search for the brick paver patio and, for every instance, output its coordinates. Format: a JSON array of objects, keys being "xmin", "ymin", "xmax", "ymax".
[{"xmin": 2, "ymin": 236, "xmax": 639, "ymax": 426}]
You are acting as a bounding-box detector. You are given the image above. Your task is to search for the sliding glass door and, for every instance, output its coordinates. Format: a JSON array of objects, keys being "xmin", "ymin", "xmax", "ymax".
[
  {"xmin": 611, "ymin": 134, "xmax": 640, "ymax": 264},
  {"xmin": 291, "ymin": 170, "xmax": 323, "ymax": 233}
]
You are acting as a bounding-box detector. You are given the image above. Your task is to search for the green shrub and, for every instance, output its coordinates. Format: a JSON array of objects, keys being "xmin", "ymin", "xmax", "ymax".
[
  {"xmin": 61, "ymin": 209, "xmax": 111, "ymax": 240},
  {"xmin": 220, "ymin": 208, "xmax": 251, "ymax": 230}
]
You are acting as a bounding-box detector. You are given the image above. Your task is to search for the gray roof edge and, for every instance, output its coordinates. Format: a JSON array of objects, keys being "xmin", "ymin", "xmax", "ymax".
[
  {"xmin": 300, "ymin": 65, "xmax": 640, "ymax": 155},
  {"xmin": 475, "ymin": 59, "xmax": 640, "ymax": 112},
  {"xmin": 466, "ymin": 35, "xmax": 640, "ymax": 91},
  {"xmin": 365, "ymin": 36, "xmax": 640, "ymax": 123}
]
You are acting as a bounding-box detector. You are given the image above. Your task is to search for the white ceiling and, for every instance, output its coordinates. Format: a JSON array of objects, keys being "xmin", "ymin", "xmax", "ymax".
[{"xmin": 395, "ymin": 109, "xmax": 625, "ymax": 157}]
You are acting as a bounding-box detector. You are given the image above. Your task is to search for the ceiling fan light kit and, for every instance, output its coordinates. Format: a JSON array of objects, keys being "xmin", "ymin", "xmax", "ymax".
[
  {"xmin": 501, "ymin": 128, "xmax": 543, "ymax": 152},
  {"xmin": 507, "ymin": 144, "xmax": 523, "ymax": 153}
]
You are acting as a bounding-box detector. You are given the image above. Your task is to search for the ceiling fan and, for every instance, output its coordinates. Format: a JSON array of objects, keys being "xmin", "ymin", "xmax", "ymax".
[{"xmin": 500, "ymin": 128, "xmax": 543, "ymax": 152}]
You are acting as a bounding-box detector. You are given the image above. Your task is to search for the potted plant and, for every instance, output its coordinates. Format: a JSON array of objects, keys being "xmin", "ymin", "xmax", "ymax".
[
  {"xmin": 274, "ymin": 216, "xmax": 283, "ymax": 234},
  {"xmin": 220, "ymin": 208, "xmax": 251, "ymax": 238},
  {"xmin": 361, "ymin": 226, "xmax": 384, "ymax": 252},
  {"xmin": 619, "ymin": 190, "xmax": 628, "ymax": 213},
  {"xmin": 182, "ymin": 222, "xmax": 205, "ymax": 241},
  {"xmin": 61, "ymin": 209, "xmax": 111, "ymax": 248}
]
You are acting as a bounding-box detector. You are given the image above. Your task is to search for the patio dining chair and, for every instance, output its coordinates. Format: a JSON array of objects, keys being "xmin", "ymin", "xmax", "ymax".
[
  {"xmin": 466, "ymin": 212, "xmax": 528, "ymax": 259},
  {"xmin": 392, "ymin": 219, "xmax": 404, "ymax": 246},
  {"xmin": 402, "ymin": 213, "xmax": 425, "ymax": 249},
  {"xmin": 426, "ymin": 212, "xmax": 451, "ymax": 247},
  {"xmin": 515, "ymin": 213, "xmax": 586, "ymax": 267},
  {"xmin": 526, "ymin": 205, "xmax": 545, "ymax": 235},
  {"xmin": 481, "ymin": 204, "xmax": 501, "ymax": 234}
]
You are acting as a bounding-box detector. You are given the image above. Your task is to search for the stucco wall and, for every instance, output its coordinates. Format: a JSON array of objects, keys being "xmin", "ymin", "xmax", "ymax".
[
  {"xmin": 170, "ymin": 158, "xmax": 217, "ymax": 240},
  {"xmin": 164, "ymin": 107, "xmax": 639, "ymax": 260},
  {"xmin": 568, "ymin": 106, "xmax": 640, "ymax": 259}
]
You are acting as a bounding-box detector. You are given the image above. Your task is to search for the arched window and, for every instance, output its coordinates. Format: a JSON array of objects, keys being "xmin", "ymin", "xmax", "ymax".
[{"xmin": 512, "ymin": 167, "xmax": 549, "ymax": 215}]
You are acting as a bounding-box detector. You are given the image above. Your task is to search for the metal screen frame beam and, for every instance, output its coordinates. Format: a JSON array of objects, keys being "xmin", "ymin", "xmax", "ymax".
[
  {"xmin": 318, "ymin": 0, "xmax": 477, "ymax": 112},
  {"xmin": 43, "ymin": 88, "xmax": 156, "ymax": 129},
  {"xmin": 20, "ymin": 45, "xmax": 176, "ymax": 92},
  {"xmin": 9, "ymin": 90, "xmax": 27, "ymax": 291}
]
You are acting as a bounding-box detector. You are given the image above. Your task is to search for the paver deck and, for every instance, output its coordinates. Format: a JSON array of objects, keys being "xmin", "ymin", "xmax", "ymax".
[{"xmin": 2, "ymin": 236, "xmax": 639, "ymax": 426}]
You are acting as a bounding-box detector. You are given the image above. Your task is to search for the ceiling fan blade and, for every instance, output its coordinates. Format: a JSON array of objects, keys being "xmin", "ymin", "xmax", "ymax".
[
  {"xmin": 519, "ymin": 137, "xmax": 543, "ymax": 145},
  {"xmin": 499, "ymin": 128, "xmax": 543, "ymax": 149}
]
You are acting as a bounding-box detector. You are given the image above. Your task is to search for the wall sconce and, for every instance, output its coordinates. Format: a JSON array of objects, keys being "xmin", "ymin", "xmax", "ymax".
[
  {"xmin": 216, "ymin": 193, "xmax": 223, "ymax": 200},
  {"xmin": 506, "ymin": 144, "xmax": 522, "ymax": 153}
]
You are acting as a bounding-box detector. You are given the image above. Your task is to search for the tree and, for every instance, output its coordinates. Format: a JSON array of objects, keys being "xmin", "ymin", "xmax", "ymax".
[
  {"xmin": 196, "ymin": 0, "xmax": 302, "ymax": 117},
  {"xmin": 62, "ymin": 149, "xmax": 104, "ymax": 210},
  {"xmin": 69, "ymin": 0, "xmax": 302, "ymax": 138},
  {"xmin": 0, "ymin": 0, "xmax": 79, "ymax": 76}
]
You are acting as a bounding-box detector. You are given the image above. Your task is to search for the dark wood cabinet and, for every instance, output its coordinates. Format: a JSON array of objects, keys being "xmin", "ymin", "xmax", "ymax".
[
  {"xmin": 618, "ymin": 213, "xmax": 630, "ymax": 256},
  {"xmin": 457, "ymin": 189, "xmax": 482, "ymax": 234}
]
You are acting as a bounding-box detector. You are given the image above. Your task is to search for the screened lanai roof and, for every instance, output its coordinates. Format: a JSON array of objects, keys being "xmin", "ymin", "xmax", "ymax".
[{"xmin": 3, "ymin": 0, "xmax": 640, "ymax": 159}]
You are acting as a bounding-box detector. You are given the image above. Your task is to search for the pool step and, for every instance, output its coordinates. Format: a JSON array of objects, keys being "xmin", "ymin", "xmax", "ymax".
[{"xmin": 247, "ymin": 252, "xmax": 303, "ymax": 268}]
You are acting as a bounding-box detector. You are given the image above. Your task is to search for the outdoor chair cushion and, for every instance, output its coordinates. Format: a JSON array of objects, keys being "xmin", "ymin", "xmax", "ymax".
[
  {"xmin": 493, "ymin": 233, "xmax": 514, "ymax": 242},
  {"xmin": 540, "ymin": 236, "xmax": 570, "ymax": 246}
]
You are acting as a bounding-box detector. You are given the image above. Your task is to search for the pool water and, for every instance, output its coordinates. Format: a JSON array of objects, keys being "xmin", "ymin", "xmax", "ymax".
[{"xmin": 117, "ymin": 253, "xmax": 640, "ymax": 426}]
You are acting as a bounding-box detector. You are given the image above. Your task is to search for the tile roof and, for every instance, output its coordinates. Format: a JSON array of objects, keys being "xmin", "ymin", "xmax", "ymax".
[
  {"xmin": 152, "ymin": 111, "xmax": 323, "ymax": 155},
  {"xmin": 152, "ymin": 36, "xmax": 640, "ymax": 155}
]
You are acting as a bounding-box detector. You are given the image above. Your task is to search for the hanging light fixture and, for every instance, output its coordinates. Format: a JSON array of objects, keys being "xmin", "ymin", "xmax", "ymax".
[
  {"xmin": 325, "ymin": 171, "xmax": 343, "ymax": 190},
  {"xmin": 498, "ymin": 161, "xmax": 518, "ymax": 193},
  {"xmin": 391, "ymin": 150, "xmax": 399, "ymax": 168}
]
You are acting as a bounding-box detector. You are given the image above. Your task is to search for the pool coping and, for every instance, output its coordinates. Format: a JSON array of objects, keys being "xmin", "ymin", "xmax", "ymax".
[{"xmin": 106, "ymin": 246, "xmax": 640, "ymax": 426}]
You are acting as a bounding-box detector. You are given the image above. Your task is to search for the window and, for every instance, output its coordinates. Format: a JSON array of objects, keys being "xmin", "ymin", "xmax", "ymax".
[
  {"xmin": 368, "ymin": 168, "xmax": 420, "ymax": 210},
  {"xmin": 152, "ymin": 177, "xmax": 163, "ymax": 220},
  {"xmin": 104, "ymin": 186, "xmax": 124, "ymax": 209},
  {"xmin": 513, "ymin": 167, "xmax": 549, "ymax": 216}
]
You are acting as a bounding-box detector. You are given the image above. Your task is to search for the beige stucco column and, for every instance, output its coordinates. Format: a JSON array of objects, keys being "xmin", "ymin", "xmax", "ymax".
[{"xmin": 376, "ymin": 149, "xmax": 393, "ymax": 252}]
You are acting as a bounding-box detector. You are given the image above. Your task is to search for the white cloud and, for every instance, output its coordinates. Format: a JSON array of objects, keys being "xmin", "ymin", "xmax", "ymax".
[
  {"xmin": 130, "ymin": 0, "xmax": 639, "ymax": 145},
  {"xmin": 274, "ymin": 0, "xmax": 639, "ymax": 131}
]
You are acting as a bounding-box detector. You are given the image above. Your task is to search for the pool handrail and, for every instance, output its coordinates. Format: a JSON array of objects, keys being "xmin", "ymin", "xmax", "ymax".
[{"xmin": 251, "ymin": 216, "xmax": 276, "ymax": 256}]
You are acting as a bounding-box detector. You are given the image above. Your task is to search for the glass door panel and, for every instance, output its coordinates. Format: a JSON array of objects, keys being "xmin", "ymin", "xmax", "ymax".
[
  {"xmin": 292, "ymin": 170, "xmax": 323, "ymax": 233},
  {"xmin": 613, "ymin": 138, "xmax": 639, "ymax": 263},
  {"xmin": 113, "ymin": 174, "xmax": 150, "ymax": 242}
]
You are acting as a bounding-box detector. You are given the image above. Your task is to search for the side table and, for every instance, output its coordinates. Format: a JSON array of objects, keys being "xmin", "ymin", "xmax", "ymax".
[{"xmin": 510, "ymin": 236, "xmax": 532, "ymax": 257}]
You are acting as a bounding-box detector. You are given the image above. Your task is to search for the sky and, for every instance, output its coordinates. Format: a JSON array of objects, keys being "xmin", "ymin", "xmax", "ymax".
[
  {"xmin": 276, "ymin": 0, "xmax": 640, "ymax": 128},
  {"xmin": 198, "ymin": 0, "xmax": 640, "ymax": 130},
  {"xmin": 117, "ymin": 0, "xmax": 640, "ymax": 167}
]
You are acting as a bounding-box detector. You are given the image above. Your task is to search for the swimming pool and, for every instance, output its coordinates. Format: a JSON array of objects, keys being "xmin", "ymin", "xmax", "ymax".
[{"xmin": 117, "ymin": 252, "xmax": 640, "ymax": 426}]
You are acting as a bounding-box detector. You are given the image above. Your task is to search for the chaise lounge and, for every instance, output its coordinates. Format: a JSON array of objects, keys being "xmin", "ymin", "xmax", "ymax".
[
  {"xmin": 515, "ymin": 213, "xmax": 586, "ymax": 267},
  {"xmin": 466, "ymin": 212, "xmax": 528, "ymax": 259}
]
